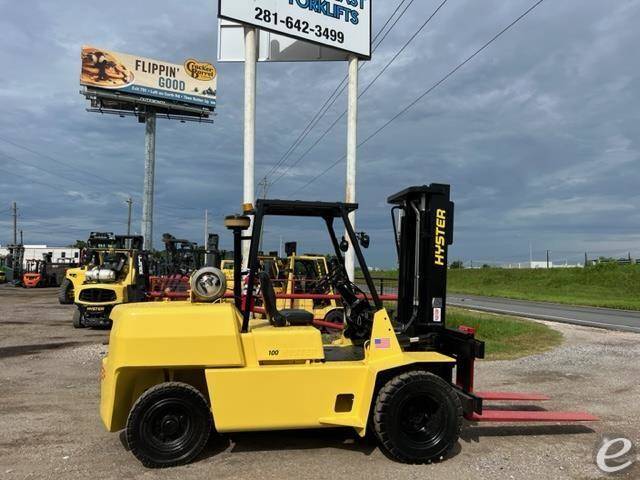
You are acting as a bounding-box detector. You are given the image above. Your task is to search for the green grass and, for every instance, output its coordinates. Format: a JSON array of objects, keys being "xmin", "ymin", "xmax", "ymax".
[
  {"xmin": 380, "ymin": 302, "xmax": 562, "ymax": 360},
  {"xmin": 362, "ymin": 263, "xmax": 640, "ymax": 310},
  {"xmin": 447, "ymin": 307, "xmax": 563, "ymax": 360},
  {"xmin": 448, "ymin": 263, "xmax": 640, "ymax": 310}
]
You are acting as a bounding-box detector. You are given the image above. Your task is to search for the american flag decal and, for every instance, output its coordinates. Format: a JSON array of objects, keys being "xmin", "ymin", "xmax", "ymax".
[{"xmin": 374, "ymin": 338, "xmax": 391, "ymax": 349}]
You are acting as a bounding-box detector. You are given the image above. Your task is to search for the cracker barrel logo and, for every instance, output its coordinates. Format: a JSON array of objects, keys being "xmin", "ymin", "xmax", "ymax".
[{"xmin": 184, "ymin": 59, "xmax": 217, "ymax": 81}]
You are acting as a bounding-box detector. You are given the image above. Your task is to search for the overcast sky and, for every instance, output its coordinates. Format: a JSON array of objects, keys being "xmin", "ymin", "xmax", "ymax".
[{"xmin": 0, "ymin": 0, "xmax": 638, "ymax": 267}]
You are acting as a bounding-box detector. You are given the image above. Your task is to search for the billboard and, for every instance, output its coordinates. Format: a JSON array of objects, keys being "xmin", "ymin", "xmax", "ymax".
[
  {"xmin": 80, "ymin": 46, "xmax": 217, "ymax": 110},
  {"xmin": 218, "ymin": 0, "xmax": 372, "ymax": 58}
]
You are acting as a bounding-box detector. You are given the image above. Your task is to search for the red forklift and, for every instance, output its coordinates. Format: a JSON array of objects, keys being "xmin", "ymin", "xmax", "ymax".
[{"xmin": 22, "ymin": 252, "xmax": 78, "ymax": 288}]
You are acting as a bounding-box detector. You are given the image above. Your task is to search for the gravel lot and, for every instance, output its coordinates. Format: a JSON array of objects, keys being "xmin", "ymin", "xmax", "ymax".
[{"xmin": 1, "ymin": 285, "xmax": 638, "ymax": 479}]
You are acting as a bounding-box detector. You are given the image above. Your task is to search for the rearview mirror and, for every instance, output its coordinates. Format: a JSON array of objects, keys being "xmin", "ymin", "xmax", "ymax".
[
  {"xmin": 340, "ymin": 237, "xmax": 349, "ymax": 252},
  {"xmin": 357, "ymin": 232, "xmax": 370, "ymax": 249}
]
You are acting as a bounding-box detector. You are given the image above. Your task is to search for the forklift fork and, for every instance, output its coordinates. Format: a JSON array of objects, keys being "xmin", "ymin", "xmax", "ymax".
[{"xmin": 456, "ymin": 325, "xmax": 598, "ymax": 423}]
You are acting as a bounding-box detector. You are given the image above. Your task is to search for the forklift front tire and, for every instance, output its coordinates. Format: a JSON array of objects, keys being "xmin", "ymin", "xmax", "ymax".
[
  {"xmin": 126, "ymin": 382, "xmax": 212, "ymax": 468},
  {"xmin": 72, "ymin": 309, "xmax": 84, "ymax": 329},
  {"xmin": 58, "ymin": 279, "xmax": 74, "ymax": 305},
  {"xmin": 373, "ymin": 370, "xmax": 462, "ymax": 464}
]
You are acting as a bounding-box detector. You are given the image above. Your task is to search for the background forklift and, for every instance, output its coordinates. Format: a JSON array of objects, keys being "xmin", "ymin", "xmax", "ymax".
[
  {"xmin": 276, "ymin": 241, "xmax": 343, "ymax": 330},
  {"xmin": 147, "ymin": 233, "xmax": 222, "ymax": 300},
  {"xmin": 21, "ymin": 253, "xmax": 74, "ymax": 288},
  {"xmin": 73, "ymin": 233, "xmax": 149, "ymax": 328},
  {"xmin": 100, "ymin": 184, "xmax": 596, "ymax": 468},
  {"xmin": 59, "ymin": 232, "xmax": 117, "ymax": 304}
]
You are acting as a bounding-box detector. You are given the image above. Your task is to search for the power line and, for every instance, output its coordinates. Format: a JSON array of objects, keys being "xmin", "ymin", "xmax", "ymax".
[
  {"xmin": 0, "ymin": 167, "xmax": 208, "ymax": 236},
  {"xmin": 270, "ymin": 0, "xmax": 448, "ymax": 188},
  {"xmin": 0, "ymin": 135, "xmax": 139, "ymax": 193},
  {"xmin": 372, "ymin": 0, "xmax": 413, "ymax": 52},
  {"xmin": 0, "ymin": 166, "xmax": 85, "ymax": 194},
  {"xmin": 1, "ymin": 149, "xmax": 208, "ymax": 215},
  {"xmin": 370, "ymin": 0, "xmax": 417, "ymax": 53},
  {"xmin": 0, "ymin": 150, "xmax": 112, "ymax": 193},
  {"xmin": 263, "ymin": 0, "xmax": 417, "ymax": 183},
  {"xmin": 287, "ymin": 0, "xmax": 547, "ymax": 197},
  {"xmin": 360, "ymin": 0, "xmax": 449, "ymax": 98}
]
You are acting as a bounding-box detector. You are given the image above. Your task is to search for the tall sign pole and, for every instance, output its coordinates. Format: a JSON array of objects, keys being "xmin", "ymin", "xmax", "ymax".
[
  {"xmin": 345, "ymin": 55, "xmax": 359, "ymax": 281},
  {"xmin": 242, "ymin": 26, "xmax": 258, "ymax": 267},
  {"xmin": 142, "ymin": 112, "xmax": 157, "ymax": 251}
]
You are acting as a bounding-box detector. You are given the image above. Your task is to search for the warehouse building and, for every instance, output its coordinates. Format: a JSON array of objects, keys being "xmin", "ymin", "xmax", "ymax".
[{"xmin": 0, "ymin": 245, "xmax": 80, "ymax": 267}]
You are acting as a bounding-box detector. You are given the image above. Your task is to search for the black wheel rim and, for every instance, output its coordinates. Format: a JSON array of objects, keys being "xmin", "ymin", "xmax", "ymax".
[
  {"xmin": 140, "ymin": 398, "xmax": 197, "ymax": 456},
  {"xmin": 398, "ymin": 394, "xmax": 447, "ymax": 448}
]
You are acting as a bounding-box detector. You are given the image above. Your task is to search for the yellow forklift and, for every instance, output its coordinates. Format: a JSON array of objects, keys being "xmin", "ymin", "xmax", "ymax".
[
  {"xmin": 100, "ymin": 184, "xmax": 596, "ymax": 468},
  {"xmin": 221, "ymin": 253, "xmax": 281, "ymax": 294},
  {"xmin": 73, "ymin": 233, "xmax": 148, "ymax": 328},
  {"xmin": 276, "ymin": 242, "xmax": 343, "ymax": 329},
  {"xmin": 59, "ymin": 232, "xmax": 119, "ymax": 305}
]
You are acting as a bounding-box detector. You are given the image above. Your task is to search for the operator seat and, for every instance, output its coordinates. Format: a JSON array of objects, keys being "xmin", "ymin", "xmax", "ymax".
[{"xmin": 258, "ymin": 272, "xmax": 314, "ymax": 327}]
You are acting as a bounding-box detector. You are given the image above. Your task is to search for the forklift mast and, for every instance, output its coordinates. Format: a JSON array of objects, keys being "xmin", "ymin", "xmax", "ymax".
[{"xmin": 388, "ymin": 184, "xmax": 454, "ymax": 336}]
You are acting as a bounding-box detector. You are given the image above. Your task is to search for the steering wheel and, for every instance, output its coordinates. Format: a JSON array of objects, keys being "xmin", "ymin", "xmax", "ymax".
[{"xmin": 326, "ymin": 258, "xmax": 374, "ymax": 342}]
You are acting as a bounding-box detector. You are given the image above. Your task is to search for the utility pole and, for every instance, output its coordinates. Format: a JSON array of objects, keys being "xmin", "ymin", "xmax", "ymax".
[
  {"xmin": 584, "ymin": 252, "xmax": 588, "ymax": 267},
  {"xmin": 142, "ymin": 112, "xmax": 157, "ymax": 251},
  {"xmin": 19, "ymin": 230, "xmax": 23, "ymax": 245},
  {"xmin": 529, "ymin": 242, "xmax": 533, "ymax": 265},
  {"xmin": 258, "ymin": 176, "xmax": 269, "ymax": 199},
  {"xmin": 12, "ymin": 201, "xmax": 17, "ymax": 245},
  {"xmin": 126, "ymin": 197, "xmax": 133, "ymax": 236},
  {"xmin": 546, "ymin": 250, "xmax": 550, "ymax": 269},
  {"xmin": 345, "ymin": 54, "xmax": 359, "ymax": 281},
  {"xmin": 242, "ymin": 26, "xmax": 258, "ymax": 268}
]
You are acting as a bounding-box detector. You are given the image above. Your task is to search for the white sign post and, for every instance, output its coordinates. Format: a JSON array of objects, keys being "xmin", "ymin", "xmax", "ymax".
[
  {"xmin": 218, "ymin": 0, "xmax": 371, "ymax": 278},
  {"xmin": 242, "ymin": 26, "xmax": 258, "ymax": 267},
  {"xmin": 345, "ymin": 54, "xmax": 358, "ymax": 281}
]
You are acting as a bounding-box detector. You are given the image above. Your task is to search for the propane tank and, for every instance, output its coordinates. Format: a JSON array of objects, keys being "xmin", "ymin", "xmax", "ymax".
[{"xmin": 85, "ymin": 267, "xmax": 116, "ymax": 283}]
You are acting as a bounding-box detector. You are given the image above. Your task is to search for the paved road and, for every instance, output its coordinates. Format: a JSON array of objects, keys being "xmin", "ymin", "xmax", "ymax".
[{"xmin": 448, "ymin": 293, "xmax": 640, "ymax": 333}]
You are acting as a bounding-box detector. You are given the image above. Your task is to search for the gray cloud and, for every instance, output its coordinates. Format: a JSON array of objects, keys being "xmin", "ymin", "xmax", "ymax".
[{"xmin": 0, "ymin": 0, "xmax": 638, "ymax": 267}]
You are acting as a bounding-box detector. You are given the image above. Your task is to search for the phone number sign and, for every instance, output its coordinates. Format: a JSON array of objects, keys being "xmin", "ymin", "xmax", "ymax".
[{"xmin": 219, "ymin": 0, "xmax": 371, "ymax": 59}]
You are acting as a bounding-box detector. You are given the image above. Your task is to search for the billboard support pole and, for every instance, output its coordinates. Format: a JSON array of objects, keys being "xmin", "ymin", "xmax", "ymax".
[
  {"xmin": 345, "ymin": 54, "xmax": 359, "ymax": 281},
  {"xmin": 142, "ymin": 112, "xmax": 157, "ymax": 251},
  {"xmin": 242, "ymin": 26, "xmax": 257, "ymax": 268}
]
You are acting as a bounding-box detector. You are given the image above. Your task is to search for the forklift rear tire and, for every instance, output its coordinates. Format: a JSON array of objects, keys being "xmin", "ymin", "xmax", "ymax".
[
  {"xmin": 373, "ymin": 370, "xmax": 462, "ymax": 464},
  {"xmin": 72, "ymin": 309, "xmax": 84, "ymax": 329},
  {"xmin": 58, "ymin": 279, "xmax": 74, "ymax": 305},
  {"xmin": 126, "ymin": 382, "xmax": 212, "ymax": 468}
]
